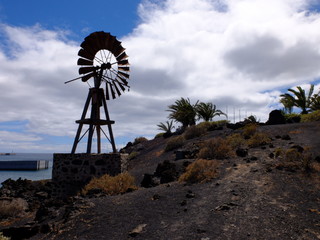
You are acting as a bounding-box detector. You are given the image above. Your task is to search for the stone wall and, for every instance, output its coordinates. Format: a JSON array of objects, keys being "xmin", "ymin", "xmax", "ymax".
[{"xmin": 52, "ymin": 153, "xmax": 128, "ymax": 197}]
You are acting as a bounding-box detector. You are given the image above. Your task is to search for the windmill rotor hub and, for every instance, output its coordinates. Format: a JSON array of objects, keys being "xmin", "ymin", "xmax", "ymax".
[{"xmin": 101, "ymin": 62, "xmax": 112, "ymax": 70}]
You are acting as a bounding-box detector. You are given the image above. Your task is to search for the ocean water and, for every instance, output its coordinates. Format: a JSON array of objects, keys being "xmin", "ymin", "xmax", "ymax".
[{"xmin": 0, "ymin": 153, "xmax": 53, "ymax": 185}]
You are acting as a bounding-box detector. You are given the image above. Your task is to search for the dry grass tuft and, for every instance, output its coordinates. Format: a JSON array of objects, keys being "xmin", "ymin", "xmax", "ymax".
[
  {"xmin": 301, "ymin": 110, "xmax": 320, "ymax": 122},
  {"xmin": 242, "ymin": 124, "xmax": 258, "ymax": 139},
  {"xmin": 82, "ymin": 172, "xmax": 137, "ymax": 196},
  {"xmin": 274, "ymin": 147, "xmax": 314, "ymax": 172},
  {"xmin": 196, "ymin": 121, "xmax": 213, "ymax": 131},
  {"xmin": 154, "ymin": 132, "xmax": 164, "ymax": 139},
  {"xmin": 0, "ymin": 198, "xmax": 28, "ymax": 219},
  {"xmin": 198, "ymin": 137, "xmax": 234, "ymax": 160},
  {"xmin": 274, "ymin": 148, "xmax": 283, "ymax": 158},
  {"xmin": 284, "ymin": 148, "xmax": 303, "ymax": 162},
  {"xmin": 226, "ymin": 133, "xmax": 246, "ymax": 149},
  {"xmin": 165, "ymin": 136, "xmax": 185, "ymax": 152},
  {"xmin": 133, "ymin": 137, "xmax": 148, "ymax": 145},
  {"xmin": 247, "ymin": 132, "xmax": 271, "ymax": 147},
  {"xmin": 184, "ymin": 125, "xmax": 206, "ymax": 140},
  {"xmin": 179, "ymin": 159, "xmax": 219, "ymax": 184},
  {"xmin": 0, "ymin": 232, "xmax": 10, "ymax": 240}
]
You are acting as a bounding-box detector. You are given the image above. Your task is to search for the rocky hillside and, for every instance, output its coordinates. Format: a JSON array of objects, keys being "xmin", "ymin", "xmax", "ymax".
[{"xmin": 1, "ymin": 121, "xmax": 320, "ymax": 240}]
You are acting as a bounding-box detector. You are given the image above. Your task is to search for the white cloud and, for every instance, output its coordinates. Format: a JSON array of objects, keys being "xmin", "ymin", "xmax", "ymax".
[{"xmin": 1, "ymin": 0, "xmax": 320, "ymax": 152}]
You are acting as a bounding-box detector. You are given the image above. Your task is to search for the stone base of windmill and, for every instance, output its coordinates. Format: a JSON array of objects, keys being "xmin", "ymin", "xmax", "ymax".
[{"xmin": 51, "ymin": 153, "xmax": 128, "ymax": 198}]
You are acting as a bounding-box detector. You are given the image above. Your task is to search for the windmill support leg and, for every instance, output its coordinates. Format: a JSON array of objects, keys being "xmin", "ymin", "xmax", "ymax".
[
  {"xmin": 86, "ymin": 124, "xmax": 94, "ymax": 153},
  {"xmin": 86, "ymin": 88, "xmax": 100, "ymax": 154},
  {"xmin": 71, "ymin": 88, "xmax": 117, "ymax": 154},
  {"xmin": 101, "ymin": 94, "xmax": 117, "ymax": 153},
  {"xmin": 71, "ymin": 90, "xmax": 92, "ymax": 154},
  {"xmin": 96, "ymin": 125, "xmax": 101, "ymax": 153}
]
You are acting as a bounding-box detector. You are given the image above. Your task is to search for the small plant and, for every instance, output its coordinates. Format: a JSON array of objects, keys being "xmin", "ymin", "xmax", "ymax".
[
  {"xmin": 165, "ymin": 136, "xmax": 185, "ymax": 152},
  {"xmin": 301, "ymin": 110, "xmax": 320, "ymax": 122},
  {"xmin": 157, "ymin": 120, "xmax": 175, "ymax": 134},
  {"xmin": 0, "ymin": 198, "xmax": 27, "ymax": 219},
  {"xmin": 0, "ymin": 233, "xmax": 10, "ymax": 240},
  {"xmin": 183, "ymin": 125, "xmax": 206, "ymax": 140},
  {"xmin": 274, "ymin": 148, "xmax": 283, "ymax": 158},
  {"xmin": 226, "ymin": 133, "xmax": 246, "ymax": 149},
  {"xmin": 198, "ymin": 137, "xmax": 234, "ymax": 159},
  {"xmin": 242, "ymin": 124, "xmax": 258, "ymax": 139},
  {"xmin": 133, "ymin": 137, "xmax": 148, "ymax": 145},
  {"xmin": 179, "ymin": 159, "xmax": 219, "ymax": 184},
  {"xmin": 128, "ymin": 151, "xmax": 138, "ymax": 160},
  {"xmin": 247, "ymin": 132, "xmax": 271, "ymax": 147},
  {"xmin": 82, "ymin": 172, "xmax": 137, "ymax": 196}
]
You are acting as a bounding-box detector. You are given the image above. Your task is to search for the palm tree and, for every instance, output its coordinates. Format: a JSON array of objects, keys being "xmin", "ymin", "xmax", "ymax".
[
  {"xmin": 157, "ymin": 120, "xmax": 174, "ymax": 134},
  {"xmin": 196, "ymin": 102, "xmax": 227, "ymax": 121},
  {"xmin": 167, "ymin": 98, "xmax": 198, "ymax": 128},
  {"xmin": 279, "ymin": 96, "xmax": 294, "ymax": 114},
  {"xmin": 280, "ymin": 85, "xmax": 315, "ymax": 114},
  {"xmin": 310, "ymin": 94, "xmax": 320, "ymax": 111}
]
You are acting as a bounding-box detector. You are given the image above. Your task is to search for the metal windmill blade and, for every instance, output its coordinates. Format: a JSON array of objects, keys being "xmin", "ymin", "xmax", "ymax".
[{"xmin": 77, "ymin": 31, "xmax": 130, "ymax": 93}]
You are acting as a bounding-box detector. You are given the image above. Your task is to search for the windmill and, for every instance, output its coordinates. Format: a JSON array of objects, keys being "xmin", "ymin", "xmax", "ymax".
[{"xmin": 65, "ymin": 31, "xmax": 130, "ymax": 154}]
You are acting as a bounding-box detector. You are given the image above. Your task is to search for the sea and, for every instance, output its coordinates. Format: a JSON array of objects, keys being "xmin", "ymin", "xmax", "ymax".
[{"xmin": 0, "ymin": 153, "xmax": 53, "ymax": 185}]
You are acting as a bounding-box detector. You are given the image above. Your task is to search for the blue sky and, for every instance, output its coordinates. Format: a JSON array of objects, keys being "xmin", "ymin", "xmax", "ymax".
[
  {"xmin": 0, "ymin": 0, "xmax": 320, "ymax": 153},
  {"xmin": 0, "ymin": 0, "xmax": 139, "ymax": 39}
]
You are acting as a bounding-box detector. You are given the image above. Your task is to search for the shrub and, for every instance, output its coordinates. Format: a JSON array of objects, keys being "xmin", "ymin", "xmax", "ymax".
[
  {"xmin": 128, "ymin": 151, "xmax": 138, "ymax": 160},
  {"xmin": 184, "ymin": 125, "xmax": 206, "ymax": 140},
  {"xmin": 133, "ymin": 137, "xmax": 148, "ymax": 145},
  {"xmin": 242, "ymin": 124, "xmax": 258, "ymax": 139},
  {"xmin": 0, "ymin": 233, "xmax": 10, "ymax": 240},
  {"xmin": 82, "ymin": 172, "xmax": 137, "ymax": 196},
  {"xmin": 244, "ymin": 115, "xmax": 259, "ymax": 123},
  {"xmin": 247, "ymin": 132, "xmax": 271, "ymax": 147},
  {"xmin": 275, "ymin": 147, "xmax": 313, "ymax": 172},
  {"xmin": 284, "ymin": 148, "xmax": 302, "ymax": 162},
  {"xmin": 198, "ymin": 137, "xmax": 234, "ymax": 159},
  {"xmin": 0, "ymin": 198, "xmax": 27, "ymax": 219},
  {"xmin": 226, "ymin": 133, "xmax": 246, "ymax": 149},
  {"xmin": 301, "ymin": 110, "xmax": 320, "ymax": 122},
  {"xmin": 285, "ymin": 148, "xmax": 312, "ymax": 170},
  {"xmin": 179, "ymin": 159, "xmax": 219, "ymax": 184},
  {"xmin": 197, "ymin": 120, "xmax": 228, "ymax": 131},
  {"xmin": 196, "ymin": 121, "xmax": 210, "ymax": 129},
  {"xmin": 165, "ymin": 136, "xmax": 185, "ymax": 152},
  {"xmin": 154, "ymin": 132, "xmax": 164, "ymax": 139},
  {"xmin": 284, "ymin": 113, "xmax": 301, "ymax": 123},
  {"xmin": 212, "ymin": 120, "xmax": 229, "ymax": 126}
]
